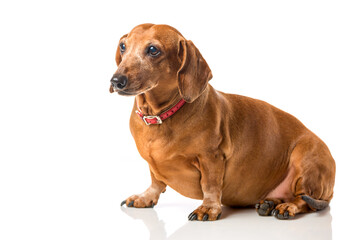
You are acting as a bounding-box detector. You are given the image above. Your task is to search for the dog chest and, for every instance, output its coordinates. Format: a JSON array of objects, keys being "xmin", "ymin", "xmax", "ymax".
[{"xmin": 132, "ymin": 128, "xmax": 204, "ymax": 199}]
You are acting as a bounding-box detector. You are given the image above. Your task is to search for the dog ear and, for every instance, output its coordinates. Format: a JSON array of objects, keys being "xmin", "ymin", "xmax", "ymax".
[
  {"xmin": 111, "ymin": 42, "xmax": 121, "ymax": 92},
  {"xmin": 115, "ymin": 34, "xmax": 128, "ymax": 66},
  {"xmin": 109, "ymin": 84, "xmax": 114, "ymax": 93},
  {"xmin": 115, "ymin": 44, "xmax": 122, "ymax": 66},
  {"xmin": 111, "ymin": 34, "xmax": 128, "ymax": 93},
  {"xmin": 177, "ymin": 40, "xmax": 212, "ymax": 103}
]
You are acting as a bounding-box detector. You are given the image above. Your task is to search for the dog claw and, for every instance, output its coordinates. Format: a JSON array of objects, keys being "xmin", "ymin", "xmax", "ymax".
[
  {"xmin": 265, "ymin": 200, "xmax": 274, "ymax": 208},
  {"xmin": 188, "ymin": 212, "xmax": 195, "ymax": 220},
  {"xmin": 272, "ymin": 210, "xmax": 294, "ymax": 220},
  {"xmin": 188, "ymin": 212, "xmax": 198, "ymax": 221},
  {"xmin": 260, "ymin": 203, "xmax": 270, "ymax": 210},
  {"xmin": 145, "ymin": 203, "xmax": 155, "ymax": 208},
  {"xmin": 188, "ymin": 208, "xmax": 221, "ymax": 221},
  {"xmin": 127, "ymin": 200, "xmax": 134, "ymax": 207},
  {"xmin": 190, "ymin": 214, "xmax": 197, "ymax": 221},
  {"xmin": 120, "ymin": 199, "xmax": 155, "ymax": 208},
  {"xmin": 283, "ymin": 211, "xmax": 294, "ymax": 219},
  {"xmin": 271, "ymin": 209, "xmax": 279, "ymax": 216}
]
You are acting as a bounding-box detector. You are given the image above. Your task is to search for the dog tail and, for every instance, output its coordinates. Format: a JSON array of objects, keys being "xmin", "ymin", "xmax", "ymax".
[{"xmin": 301, "ymin": 195, "xmax": 329, "ymax": 210}]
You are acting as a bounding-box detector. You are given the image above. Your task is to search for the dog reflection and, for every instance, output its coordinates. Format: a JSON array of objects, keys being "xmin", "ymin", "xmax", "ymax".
[{"xmin": 121, "ymin": 206, "xmax": 332, "ymax": 240}]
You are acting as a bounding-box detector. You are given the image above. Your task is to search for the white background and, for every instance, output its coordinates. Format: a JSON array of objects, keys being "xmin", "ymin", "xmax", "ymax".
[{"xmin": 1, "ymin": 0, "xmax": 359, "ymax": 239}]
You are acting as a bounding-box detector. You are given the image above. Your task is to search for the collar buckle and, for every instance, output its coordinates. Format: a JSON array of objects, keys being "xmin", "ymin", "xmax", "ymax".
[
  {"xmin": 135, "ymin": 98, "xmax": 185, "ymax": 126},
  {"xmin": 142, "ymin": 115, "xmax": 163, "ymax": 125}
]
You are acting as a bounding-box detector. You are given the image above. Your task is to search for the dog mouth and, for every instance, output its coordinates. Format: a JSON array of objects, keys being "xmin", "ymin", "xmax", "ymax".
[
  {"xmin": 116, "ymin": 90, "xmax": 137, "ymax": 96},
  {"xmin": 115, "ymin": 85, "xmax": 155, "ymax": 96}
]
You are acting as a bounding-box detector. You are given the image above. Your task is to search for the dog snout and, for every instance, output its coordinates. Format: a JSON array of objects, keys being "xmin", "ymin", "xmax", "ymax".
[{"xmin": 111, "ymin": 75, "xmax": 128, "ymax": 89}]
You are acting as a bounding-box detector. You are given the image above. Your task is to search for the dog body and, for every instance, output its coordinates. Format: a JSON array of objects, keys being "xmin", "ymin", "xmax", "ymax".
[{"xmin": 111, "ymin": 24, "xmax": 335, "ymax": 220}]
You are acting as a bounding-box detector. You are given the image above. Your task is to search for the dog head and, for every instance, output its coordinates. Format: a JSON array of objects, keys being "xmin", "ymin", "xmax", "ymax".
[{"xmin": 109, "ymin": 24, "xmax": 212, "ymax": 103}]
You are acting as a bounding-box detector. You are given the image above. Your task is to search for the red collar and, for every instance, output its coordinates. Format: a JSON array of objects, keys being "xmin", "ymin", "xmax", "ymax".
[{"xmin": 135, "ymin": 99, "xmax": 186, "ymax": 125}]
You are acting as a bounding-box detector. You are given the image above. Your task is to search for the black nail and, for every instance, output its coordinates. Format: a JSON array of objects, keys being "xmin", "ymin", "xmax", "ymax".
[
  {"xmin": 258, "ymin": 208, "xmax": 266, "ymax": 216},
  {"xmin": 265, "ymin": 200, "xmax": 274, "ymax": 208},
  {"xmin": 271, "ymin": 209, "xmax": 279, "ymax": 216},
  {"xmin": 128, "ymin": 200, "xmax": 134, "ymax": 207},
  {"xmin": 260, "ymin": 203, "xmax": 269, "ymax": 210},
  {"xmin": 190, "ymin": 214, "xmax": 197, "ymax": 221},
  {"xmin": 216, "ymin": 213, "xmax": 222, "ymax": 220},
  {"xmin": 145, "ymin": 203, "xmax": 155, "ymax": 208},
  {"xmin": 202, "ymin": 214, "xmax": 209, "ymax": 221},
  {"xmin": 121, "ymin": 200, "xmax": 126, "ymax": 206}
]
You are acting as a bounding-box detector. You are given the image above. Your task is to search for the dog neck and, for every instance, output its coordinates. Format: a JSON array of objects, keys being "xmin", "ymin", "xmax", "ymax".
[{"xmin": 135, "ymin": 87, "xmax": 182, "ymax": 116}]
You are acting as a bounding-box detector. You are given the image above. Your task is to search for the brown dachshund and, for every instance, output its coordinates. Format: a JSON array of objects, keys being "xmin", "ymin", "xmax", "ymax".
[{"xmin": 110, "ymin": 24, "xmax": 336, "ymax": 221}]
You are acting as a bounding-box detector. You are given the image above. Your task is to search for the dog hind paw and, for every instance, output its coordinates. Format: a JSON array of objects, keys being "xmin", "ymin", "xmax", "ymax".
[
  {"xmin": 255, "ymin": 199, "xmax": 283, "ymax": 216},
  {"xmin": 256, "ymin": 200, "xmax": 276, "ymax": 216},
  {"xmin": 271, "ymin": 202, "xmax": 297, "ymax": 220}
]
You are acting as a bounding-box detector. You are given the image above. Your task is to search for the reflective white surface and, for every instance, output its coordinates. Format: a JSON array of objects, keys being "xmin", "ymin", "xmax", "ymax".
[{"xmin": 119, "ymin": 194, "xmax": 333, "ymax": 240}]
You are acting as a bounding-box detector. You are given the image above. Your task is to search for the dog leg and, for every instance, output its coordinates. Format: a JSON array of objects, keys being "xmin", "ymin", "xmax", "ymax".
[
  {"xmin": 188, "ymin": 154, "xmax": 225, "ymax": 221},
  {"xmin": 271, "ymin": 136, "xmax": 335, "ymax": 219},
  {"xmin": 121, "ymin": 171, "xmax": 166, "ymax": 208}
]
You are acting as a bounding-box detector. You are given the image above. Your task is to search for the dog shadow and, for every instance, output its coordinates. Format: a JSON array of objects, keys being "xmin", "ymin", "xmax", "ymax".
[{"xmin": 121, "ymin": 205, "xmax": 332, "ymax": 240}]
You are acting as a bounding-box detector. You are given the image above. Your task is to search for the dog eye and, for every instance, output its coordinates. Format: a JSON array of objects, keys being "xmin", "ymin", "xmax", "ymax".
[
  {"xmin": 148, "ymin": 46, "xmax": 160, "ymax": 56},
  {"xmin": 120, "ymin": 43, "xmax": 126, "ymax": 52}
]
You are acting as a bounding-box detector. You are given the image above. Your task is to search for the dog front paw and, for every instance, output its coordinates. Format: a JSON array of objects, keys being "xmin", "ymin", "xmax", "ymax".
[
  {"xmin": 188, "ymin": 204, "xmax": 222, "ymax": 221},
  {"xmin": 120, "ymin": 194, "xmax": 158, "ymax": 208}
]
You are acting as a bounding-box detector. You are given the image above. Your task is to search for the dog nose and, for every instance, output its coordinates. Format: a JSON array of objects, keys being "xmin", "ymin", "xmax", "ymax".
[{"xmin": 111, "ymin": 75, "xmax": 127, "ymax": 89}]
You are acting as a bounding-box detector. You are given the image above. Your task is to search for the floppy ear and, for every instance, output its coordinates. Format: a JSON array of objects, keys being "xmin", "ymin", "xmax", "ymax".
[
  {"xmin": 110, "ymin": 47, "xmax": 117, "ymax": 92},
  {"xmin": 177, "ymin": 40, "xmax": 213, "ymax": 103},
  {"xmin": 109, "ymin": 84, "xmax": 114, "ymax": 93},
  {"xmin": 115, "ymin": 34, "xmax": 128, "ymax": 66},
  {"xmin": 115, "ymin": 44, "xmax": 121, "ymax": 66},
  {"xmin": 111, "ymin": 34, "xmax": 128, "ymax": 93}
]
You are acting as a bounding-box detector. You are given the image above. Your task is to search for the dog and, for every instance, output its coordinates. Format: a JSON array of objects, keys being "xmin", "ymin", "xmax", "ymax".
[{"xmin": 110, "ymin": 24, "xmax": 336, "ymax": 221}]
